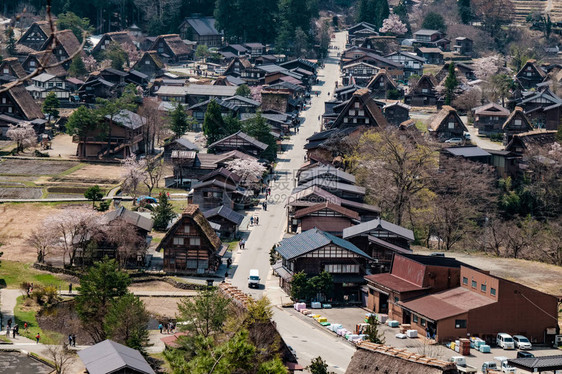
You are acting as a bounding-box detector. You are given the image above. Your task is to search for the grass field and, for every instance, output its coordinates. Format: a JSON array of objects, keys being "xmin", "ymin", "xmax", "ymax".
[
  {"xmin": 0, "ymin": 261, "xmax": 67, "ymax": 289},
  {"xmin": 13, "ymin": 296, "xmax": 64, "ymax": 345}
]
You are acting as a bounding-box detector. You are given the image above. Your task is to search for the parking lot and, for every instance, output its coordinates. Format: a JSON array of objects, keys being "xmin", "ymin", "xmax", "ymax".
[{"xmin": 286, "ymin": 306, "xmax": 561, "ymax": 373}]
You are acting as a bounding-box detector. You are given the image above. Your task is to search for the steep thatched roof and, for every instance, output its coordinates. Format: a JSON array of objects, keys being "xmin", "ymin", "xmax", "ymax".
[
  {"xmin": 7, "ymin": 84, "xmax": 44, "ymax": 120},
  {"xmin": 346, "ymin": 342, "xmax": 459, "ymax": 374}
]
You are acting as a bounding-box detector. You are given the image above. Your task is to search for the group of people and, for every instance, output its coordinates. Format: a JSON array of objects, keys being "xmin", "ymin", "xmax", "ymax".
[
  {"xmin": 6, "ymin": 319, "xmax": 19, "ymax": 338},
  {"xmin": 250, "ymin": 216, "xmax": 260, "ymax": 226},
  {"xmin": 68, "ymin": 333, "xmax": 77, "ymax": 347},
  {"xmin": 158, "ymin": 322, "xmax": 175, "ymax": 334}
]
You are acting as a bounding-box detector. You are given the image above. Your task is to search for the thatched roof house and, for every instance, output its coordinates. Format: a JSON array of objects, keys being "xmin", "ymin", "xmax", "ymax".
[{"xmin": 346, "ymin": 342, "xmax": 459, "ymax": 374}]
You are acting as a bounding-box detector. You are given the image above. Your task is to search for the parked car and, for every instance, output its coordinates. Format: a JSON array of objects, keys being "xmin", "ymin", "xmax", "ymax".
[
  {"xmin": 482, "ymin": 361, "xmax": 498, "ymax": 374},
  {"xmin": 445, "ymin": 137, "xmax": 463, "ymax": 144},
  {"xmin": 288, "ymin": 345, "xmax": 297, "ymax": 359},
  {"xmin": 494, "ymin": 356, "xmax": 516, "ymax": 373},
  {"xmin": 517, "ymin": 351, "xmax": 535, "ymax": 358},
  {"xmin": 497, "ymin": 333, "xmax": 515, "ymax": 349},
  {"xmin": 513, "ymin": 335, "xmax": 532, "ymax": 350}
]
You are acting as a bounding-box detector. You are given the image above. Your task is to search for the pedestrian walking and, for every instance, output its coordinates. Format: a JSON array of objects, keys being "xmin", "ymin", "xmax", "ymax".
[
  {"xmin": 255, "ymin": 216, "xmax": 259, "ymax": 225},
  {"xmin": 12, "ymin": 325, "xmax": 17, "ymax": 338},
  {"xmin": 68, "ymin": 334, "xmax": 73, "ymax": 346},
  {"xmin": 69, "ymin": 283, "xmax": 72, "ymax": 293},
  {"xmin": 158, "ymin": 323, "xmax": 163, "ymax": 334},
  {"xmin": 224, "ymin": 271, "xmax": 229, "ymax": 278},
  {"xmin": 227, "ymin": 258, "xmax": 232, "ymax": 268},
  {"xmin": 250, "ymin": 216, "xmax": 254, "ymax": 226},
  {"xmin": 72, "ymin": 334, "xmax": 76, "ymax": 347},
  {"xmin": 24, "ymin": 322, "xmax": 28, "ymax": 332},
  {"xmin": 36, "ymin": 333, "xmax": 40, "ymax": 344},
  {"xmin": 240, "ymin": 239, "xmax": 245, "ymax": 249}
]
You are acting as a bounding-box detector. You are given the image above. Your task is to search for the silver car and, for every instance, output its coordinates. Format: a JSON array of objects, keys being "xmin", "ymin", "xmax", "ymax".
[{"xmin": 513, "ymin": 335, "xmax": 533, "ymax": 350}]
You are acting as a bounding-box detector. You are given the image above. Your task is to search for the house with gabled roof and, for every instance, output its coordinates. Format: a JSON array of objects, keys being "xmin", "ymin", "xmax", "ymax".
[
  {"xmin": 203, "ymin": 205, "xmax": 244, "ymax": 238},
  {"xmin": 92, "ymin": 31, "xmax": 136, "ymax": 56},
  {"xmin": 40, "ymin": 29, "xmax": 83, "ymax": 70},
  {"xmin": 416, "ymin": 47, "xmax": 444, "ymax": 65},
  {"xmin": 294, "ymin": 202, "xmax": 359, "ymax": 236},
  {"xmin": 383, "ymin": 102, "xmax": 410, "ymax": 126},
  {"xmin": 502, "ymin": 106, "xmax": 534, "ymax": 143},
  {"xmin": 163, "ymin": 138, "xmax": 199, "ymax": 160},
  {"xmin": 207, "ymin": 130, "xmax": 268, "ymax": 157},
  {"xmin": 27, "ymin": 73, "xmax": 70, "ymax": 100},
  {"xmin": 412, "ymin": 29, "xmax": 449, "ymax": 50},
  {"xmin": 404, "ymin": 74, "xmax": 440, "ymax": 106},
  {"xmin": 132, "ymin": 51, "xmax": 165, "ymax": 79},
  {"xmin": 292, "ymin": 177, "xmax": 366, "ymax": 203},
  {"xmin": 16, "ymin": 21, "xmax": 52, "ymax": 51},
  {"xmin": 297, "ymin": 164, "xmax": 356, "ymax": 186},
  {"xmin": 516, "ymin": 59, "xmax": 546, "ymax": 89},
  {"xmin": 159, "ymin": 205, "xmax": 225, "ymax": 274},
  {"xmin": 343, "ymin": 218, "xmax": 415, "ymax": 272},
  {"xmin": 22, "ymin": 51, "xmax": 68, "ymax": 77},
  {"xmin": 78, "ymin": 340, "xmax": 155, "ymax": 374},
  {"xmin": 224, "ymin": 57, "xmax": 252, "ymax": 78},
  {"xmin": 190, "ymin": 179, "xmax": 239, "ymax": 211},
  {"xmin": 366, "ymin": 70, "xmax": 399, "ymax": 99},
  {"xmin": 273, "ymin": 228, "xmax": 373, "ymax": 302},
  {"xmin": 0, "ymin": 58, "xmax": 27, "ymax": 80},
  {"xmin": 436, "ymin": 61, "xmax": 476, "ymax": 82},
  {"xmin": 428, "ymin": 106, "xmax": 468, "ymax": 141},
  {"xmin": 0, "ymin": 83, "xmax": 45, "ymax": 137},
  {"xmin": 385, "ymin": 51, "xmax": 424, "ymax": 79},
  {"xmin": 220, "ymin": 44, "xmax": 249, "ymax": 57},
  {"xmin": 330, "ymin": 88, "xmax": 388, "ymax": 129},
  {"xmin": 505, "ymin": 130, "xmax": 557, "ymax": 157},
  {"xmin": 179, "ymin": 16, "xmax": 222, "ymax": 47},
  {"xmin": 472, "ymin": 102, "xmax": 510, "ymax": 135},
  {"xmin": 73, "ymin": 109, "xmax": 146, "ymax": 159},
  {"xmin": 514, "ymin": 87, "xmax": 562, "ymax": 130},
  {"xmin": 150, "ymin": 34, "xmax": 192, "ymax": 63}
]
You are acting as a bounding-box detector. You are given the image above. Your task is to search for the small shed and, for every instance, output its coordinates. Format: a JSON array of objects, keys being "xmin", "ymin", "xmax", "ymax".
[{"xmin": 78, "ymin": 339, "xmax": 155, "ymax": 374}]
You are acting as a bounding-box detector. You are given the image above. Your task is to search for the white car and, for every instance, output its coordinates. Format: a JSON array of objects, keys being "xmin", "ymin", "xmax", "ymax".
[
  {"xmin": 513, "ymin": 335, "xmax": 533, "ymax": 350},
  {"xmin": 445, "ymin": 138, "xmax": 463, "ymax": 144}
]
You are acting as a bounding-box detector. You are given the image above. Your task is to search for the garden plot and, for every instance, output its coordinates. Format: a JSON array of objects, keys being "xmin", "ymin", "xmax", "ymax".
[
  {"xmin": 0, "ymin": 159, "xmax": 79, "ymax": 176},
  {"xmin": 0, "ymin": 187, "xmax": 43, "ymax": 199}
]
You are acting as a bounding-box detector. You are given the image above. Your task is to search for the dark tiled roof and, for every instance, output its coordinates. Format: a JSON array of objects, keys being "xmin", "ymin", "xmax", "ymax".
[
  {"xmin": 508, "ymin": 356, "xmax": 562, "ymax": 371},
  {"xmin": 208, "ymin": 130, "xmax": 268, "ymax": 151},
  {"xmin": 200, "ymin": 167, "xmax": 241, "ymax": 184},
  {"xmin": 108, "ymin": 110, "xmax": 146, "ymax": 130},
  {"xmin": 276, "ymin": 228, "xmax": 371, "ymax": 260},
  {"xmin": 203, "ymin": 205, "xmax": 244, "ymax": 225},
  {"xmin": 78, "ymin": 340, "xmax": 155, "ymax": 374},
  {"xmin": 184, "ymin": 17, "xmax": 220, "ymax": 36},
  {"xmin": 173, "ymin": 138, "xmax": 199, "ymax": 151},
  {"xmin": 294, "ymin": 202, "xmax": 360, "ymax": 220},
  {"xmin": 443, "ymin": 146, "xmax": 491, "ymax": 158},
  {"xmin": 342, "ymin": 218, "xmax": 414, "ymax": 241},
  {"xmin": 298, "ymin": 164, "xmax": 356, "ymax": 184},
  {"xmin": 104, "ymin": 207, "xmax": 153, "ymax": 231}
]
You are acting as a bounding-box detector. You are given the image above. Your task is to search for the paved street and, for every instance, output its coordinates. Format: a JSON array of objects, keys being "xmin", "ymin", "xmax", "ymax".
[{"xmin": 228, "ymin": 30, "xmax": 355, "ymax": 373}]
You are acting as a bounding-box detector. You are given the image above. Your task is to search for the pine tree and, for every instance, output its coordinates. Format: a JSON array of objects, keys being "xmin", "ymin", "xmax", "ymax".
[
  {"xmin": 458, "ymin": 0, "xmax": 472, "ymax": 24},
  {"xmin": 203, "ymin": 99, "xmax": 226, "ymax": 145},
  {"xmin": 169, "ymin": 103, "xmax": 189, "ymax": 138},
  {"xmin": 5, "ymin": 27, "xmax": 16, "ymax": 56},
  {"xmin": 152, "ymin": 193, "xmax": 177, "ymax": 231},
  {"xmin": 69, "ymin": 56, "xmax": 87, "ymax": 77},
  {"xmin": 42, "ymin": 92, "xmax": 60, "ymax": 123},
  {"xmin": 365, "ymin": 315, "xmax": 385, "ymax": 344},
  {"xmin": 374, "ymin": 0, "xmax": 390, "ymax": 29},
  {"xmin": 444, "ymin": 62, "xmax": 458, "ymax": 105},
  {"xmin": 242, "ymin": 112, "xmax": 277, "ymax": 161}
]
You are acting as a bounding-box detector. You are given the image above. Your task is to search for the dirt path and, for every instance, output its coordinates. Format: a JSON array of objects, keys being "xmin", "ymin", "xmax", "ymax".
[{"xmin": 414, "ymin": 248, "xmax": 562, "ymax": 296}]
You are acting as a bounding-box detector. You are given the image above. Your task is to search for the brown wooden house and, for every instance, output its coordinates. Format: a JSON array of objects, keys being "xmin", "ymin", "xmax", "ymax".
[
  {"xmin": 224, "ymin": 57, "xmax": 252, "ymax": 77},
  {"xmin": 516, "ymin": 59, "xmax": 546, "ymax": 89},
  {"xmin": 294, "ymin": 202, "xmax": 359, "ymax": 236},
  {"xmin": 366, "ymin": 70, "xmax": 399, "ymax": 99},
  {"xmin": 159, "ymin": 205, "xmax": 225, "ymax": 274},
  {"xmin": 502, "ymin": 106, "xmax": 534, "ymax": 144},
  {"xmin": 330, "ymin": 88, "xmax": 389, "ymax": 129},
  {"xmin": 190, "ymin": 179, "xmax": 236, "ymax": 211},
  {"xmin": 179, "ymin": 17, "xmax": 222, "ymax": 48},
  {"xmin": 273, "ymin": 228, "xmax": 373, "ymax": 303},
  {"xmin": 472, "ymin": 103, "xmax": 510, "ymax": 136},
  {"xmin": 150, "ymin": 34, "xmax": 192, "ymax": 63},
  {"xmin": 207, "ymin": 131, "xmax": 268, "ymax": 157},
  {"xmin": 427, "ymin": 106, "xmax": 468, "ymax": 141},
  {"xmin": 404, "ymin": 74, "xmax": 439, "ymax": 106},
  {"xmin": 0, "ymin": 83, "xmax": 45, "ymax": 138},
  {"xmin": 203, "ymin": 205, "xmax": 245, "ymax": 238},
  {"xmin": 0, "ymin": 58, "xmax": 27, "ymax": 80},
  {"xmin": 16, "ymin": 21, "xmax": 52, "ymax": 51},
  {"xmin": 383, "ymin": 102, "xmax": 410, "ymax": 126},
  {"xmin": 514, "ymin": 87, "xmax": 562, "ymax": 130},
  {"xmin": 132, "ymin": 51, "xmax": 165, "ymax": 79},
  {"xmin": 92, "ymin": 31, "xmax": 136, "ymax": 56},
  {"xmin": 22, "ymin": 51, "xmax": 68, "ymax": 77},
  {"xmin": 343, "ymin": 218, "xmax": 415, "ymax": 273},
  {"xmin": 73, "ymin": 109, "xmax": 145, "ymax": 159},
  {"xmin": 163, "ymin": 138, "xmax": 199, "ymax": 160},
  {"xmin": 40, "ymin": 29, "xmax": 83, "ymax": 70}
]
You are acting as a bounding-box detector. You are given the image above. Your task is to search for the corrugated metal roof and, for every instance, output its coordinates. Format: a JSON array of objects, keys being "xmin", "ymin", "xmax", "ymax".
[
  {"xmin": 185, "ymin": 84, "xmax": 237, "ymax": 96},
  {"xmin": 276, "ymin": 228, "xmax": 371, "ymax": 260},
  {"xmin": 343, "ymin": 218, "xmax": 414, "ymax": 241},
  {"xmin": 203, "ymin": 205, "xmax": 244, "ymax": 225},
  {"xmin": 444, "ymin": 146, "xmax": 491, "ymax": 158},
  {"xmin": 78, "ymin": 340, "xmax": 155, "ymax": 374}
]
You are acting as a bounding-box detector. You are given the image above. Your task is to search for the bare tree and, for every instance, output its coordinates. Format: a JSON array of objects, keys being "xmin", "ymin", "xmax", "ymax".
[
  {"xmin": 46, "ymin": 344, "xmax": 75, "ymax": 374},
  {"xmin": 6, "ymin": 123, "xmax": 37, "ymax": 153},
  {"xmin": 98, "ymin": 219, "xmax": 147, "ymax": 268},
  {"xmin": 142, "ymin": 156, "xmax": 163, "ymax": 197},
  {"xmin": 430, "ymin": 158, "xmax": 497, "ymax": 251},
  {"xmin": 504, "ymin": 217, "xmax": 543, "ymax": 259},
  {"xmin": 27, "ymin": 225, "xmax": 59, "ymax": 263},
  {"xmin": 138, "ymin": 98, "xmax": 164, "ymax": 154},
  {"xmin": 539, "ymin": 219, "xmax": 562, "ymax": 266},
  {"xmin": 48, "ymin": 209, "xmax": 99, "ymax": 266},
  {"xmin": 121, "ymin": 156, "xmax": 144, "ymax": 203},
  {"xmin": 352, "ymin": 128, "xmax": 437, "ymax": 226},
  {"xmin": 453, "ymin": 88, "xmax": 482, "ymax": 114}
]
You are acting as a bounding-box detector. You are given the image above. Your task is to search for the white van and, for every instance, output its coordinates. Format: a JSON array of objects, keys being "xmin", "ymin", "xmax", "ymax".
[
  {"xmin": 497, "ymin": 333, "xmax": 515, "ymax": 349},
  {"xmin": 248, "ymin": 269, "xmax": 260, "ymax": 288}
]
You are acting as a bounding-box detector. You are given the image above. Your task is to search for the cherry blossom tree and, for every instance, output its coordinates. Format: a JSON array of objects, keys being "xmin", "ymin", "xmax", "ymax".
[
  {"xmin": 225, "ymin": 158, "xmax": 267, "ymax": 189},
  {"xmin": 82, "ymin": 55, "xmax": 98, "ymax": 72},
  {"xmin": 123, "ymin": 42, "xmax": 141, "ymax": 67},
  {"xmin": 27, "ymin": 223, "xmax": 60, "ymax": 263},
  {"xmin": 121, "ymin": 156, "xmax": 145, "ymax": 203},
  {"xmin": 379, "ymin": 14, "xmax": 407, "ymax": 35},
  {"xmin": 6, "ymin": 123, "xmax": 36, "ymax": 153},
  {"xmin": 473, "ymin": 55, "xmax": 505, "ymax": 81}
]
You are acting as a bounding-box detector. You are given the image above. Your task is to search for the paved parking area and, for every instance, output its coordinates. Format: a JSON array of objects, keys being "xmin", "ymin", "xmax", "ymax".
[{"xmin": 0, "ymin": 351, "xmax": 52, "ymax": 374}]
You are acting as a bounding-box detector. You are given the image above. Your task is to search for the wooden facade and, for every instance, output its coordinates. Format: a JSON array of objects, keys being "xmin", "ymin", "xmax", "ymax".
[
  {"xmin": 160, "ymin": 205, "xmax": 224, "ymax": 274},
  {"xmin": 428, "ymin": 106, "xmax": 468, "ymax": 141},
  {"xmin": 207, "ymin": 131, "xmax": 268, "ymax": 157}
]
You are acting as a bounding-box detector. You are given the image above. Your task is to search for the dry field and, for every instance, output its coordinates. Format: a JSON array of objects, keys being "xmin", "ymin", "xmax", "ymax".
[
  {"xmin": 0, "ymin": 159, "xmax": 78, "ymax": 176},
  {"xmin": 57, "ymin": 163, "xmax": 124, "ymax": 185},
  {"xmin": 0, "ymin": 187, "xmax": 43, "ymax": 199},
  {"xmin": 414, "ymin": 248, "xmax": 562, "ymax": 296},
  {"xmin": 140, "ymin": 297, "xmax": 182, "ymax": 318},
  {"xmin": 0, "ymin": 203, "xmax": 91, "ymax": 262}
]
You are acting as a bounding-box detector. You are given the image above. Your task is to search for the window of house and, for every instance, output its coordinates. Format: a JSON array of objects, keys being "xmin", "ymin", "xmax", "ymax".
[
  {"xmin": 183, "ymin": 225, "xmax": 190, "ymax": 233},
  {"xmin": 355, "ymin": 102, "xmax": 360, "ymax": 108},
  {"xmin": 30, "ymin": 61, "xmax": 36, "ymax": 67},
  {"xmin": 481, "ymin": 284, "xmax": 487, "ymax": 292},
  {"xmin": 3, "ymin": 68, "xmax": 8, "ymax": 74},
  {"xmin": 8, "ymin": 106, "xmax": 12, "ymax": 113},
  {"xmin": 421, "ymin": 318, "xmax": 426, "ymax": 327},
  {"xmin": 358, "ymin": 110, "xmax": 364, "ymax": 116},
  {"xmin": 173, "ymin": 237, "xmax": 184, "ymax": 245},
  {"xmin": 462, "ymin": 276, "xmax": 468, "ymax": 285},
  {"xmin": 514, "ymin": 119, "xmax": 522, "ymax": 126},
  {"xmin": 422, "ymin": 88, "xmax": 428, "ymax": 93},
  {"xmin": 379, "ymin": 80, "xmax": 384, "ymax": 87},
  {"xmin": 413, "ymin": 315, "xmax": 418, "ymax": 323},
  {"xmin": 527, "ymin": 72, "xmax": 532, "ymax": 77},
  {"xmin": 349, "ymin": 109, "xmax": 356, "ymax": 116},
  {"xmin": 490, "ymin": 288, "xmax": 496, "ymax": 296},
  {"xmin": 394, "ymin": 296, "xmax": 399, "ymax": 303},
  {"xmin": 145, "ymin": 60, "xmax": 150, "ymax": 65},
  {"xmin": 365, "ymin": 118, "xmax": 369, "ymax": 124},
  {"xmin": 455, "ymin": 319, "xmax": 467, "ymax": 328},
  {"xmin": 471, "ymin": 280, "xmax": 477, "ymax": 288},
  {"xmin": 448, "ymin": 122, "xmax": 455, "ymax": 129},
  {"xmin": 190, "ymin": 237, "xmax": 200, "ymax": 246},
  {"xmin": 1, "ymin": 98, "xmax": 6, "ymax": 104}
]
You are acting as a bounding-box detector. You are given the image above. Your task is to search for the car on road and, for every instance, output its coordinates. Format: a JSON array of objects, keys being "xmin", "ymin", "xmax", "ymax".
[
  {"xmin": 517, "ymin": 351, "xmax": 535, "ymax": 358},
  {"xmin": 497, "ymin": 333, "xmax": 515, "ymax": 349},
  {"xmin": 513, "ymin": 335, "xmax": 532, "ymax": 350},
  {"xmin": 445, "ymin": 138, "xmax": 463, "ymax": 144},
  {"xmin": 248, "ymin": 269, "xmax": 260, "ymax": 288}
]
